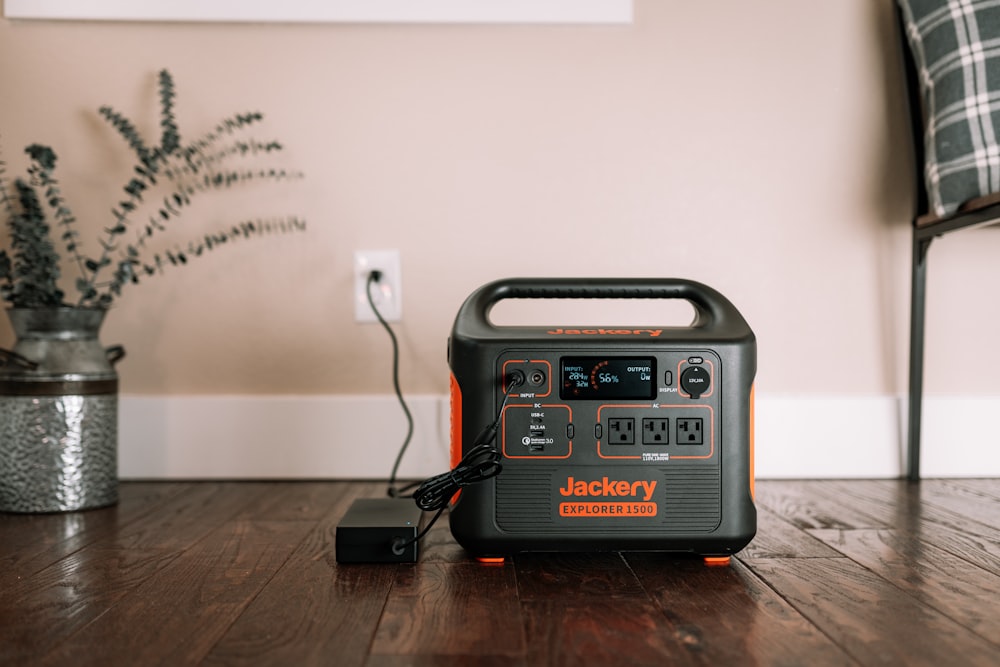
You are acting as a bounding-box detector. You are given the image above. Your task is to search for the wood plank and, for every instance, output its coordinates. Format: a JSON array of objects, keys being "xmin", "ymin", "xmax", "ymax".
[
  {"xmin": 366, "ymin": 655, "xmax": 526, "ymax": 667},
  {"xmin": 513, "ymin": 553, "xmax": 675, "ymax": 664},
  {"xmin": 37, "ymin": 518, "xmax": 314, "ymax": 666},
  {"xmin": 809, "ymin": 528, "xmax": 1000, "ymax": 646},
  {"xmin": 0, "ymin": 545, "xmax": 180, "ymax": 664},
  {"xmin": 230, "ymin": 480, "xmax": 351, "ymax": 521},
  {"xmin": 4, "ymin": 483, "xmax": 277, "ymax": 665},
  {"xmin": 949, "ymin": 478, "xmax": 1000, "ymax": 501},
  {"xmin": 514, "ymin": 552, "xmax": 647, "ymax": 600},
  {"xmin": 753, "ymin": 480, "xmax": 894, "ymax": 530},
  {"xmin": 203, "ymin": 482, "xmax": 400, "ymax": 667},
  {"xmin": 625, "ymin": 555, "xmax": 856, "ymax": 666},
  {"xmin": 821, "ymin": 479, "xmax": 1000, "ymax": 537},
  {"xmin": 746, "ymin": 557, "xmax": 1000, "ymax": 664},
  {"xmin": 916, "ymin": 479, "xmax": 1000, "ymax": 533},
  {"xmin": 738, "ymin": 506, "xmax": 842, "ymax": 559},
  {"xmin": 369, "ymin": 562, "xmax": 525, "ymax": 660},
  {"xmin": 0, "ymin": 482, "xmax": 188, "ymax": 596},
  {"xmin": 0, "ymin": 481, "xmax": 234, "ymax": 606},
  {"xmin": 520, "ymin": 597, "xmax": 682, "ymax": 666},
  {"xmin": 818, "ymin": 480, "xmax": 1000, "ymax": 574}
]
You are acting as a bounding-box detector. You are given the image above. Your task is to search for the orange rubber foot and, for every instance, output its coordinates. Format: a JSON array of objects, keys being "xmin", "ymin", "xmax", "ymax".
[
  {"xmin": 703, "ymin": 556, "xmax": 731, "ymax": 567},
  {"xmin": 475, "ymin": 556, "xmax": 506, "ymax": 565}
]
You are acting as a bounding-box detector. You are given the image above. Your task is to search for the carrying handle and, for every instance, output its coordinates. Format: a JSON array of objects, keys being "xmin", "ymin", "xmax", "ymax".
[
  {"xmin": 0, "ymin": 348, "xmax": 40, "ymax": 371},
  {"xmin": 462, "ymin": 278, "xmax": 744, "ymax": 331},
  {"xmin": 105, "ymin": 345, "xmax": 126, "ymax": 367}
]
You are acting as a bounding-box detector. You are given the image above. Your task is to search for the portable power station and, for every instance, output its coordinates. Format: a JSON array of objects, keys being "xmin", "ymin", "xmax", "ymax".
[{"xmin": 447, "ymin": 278, "xmax": 756, "ymax": 561}]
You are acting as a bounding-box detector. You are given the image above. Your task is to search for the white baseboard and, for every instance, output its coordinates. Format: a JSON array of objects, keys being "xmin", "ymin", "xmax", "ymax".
[{"xmin": 118, "ymin": 394, "xmax": 1000, "ymax": 480}]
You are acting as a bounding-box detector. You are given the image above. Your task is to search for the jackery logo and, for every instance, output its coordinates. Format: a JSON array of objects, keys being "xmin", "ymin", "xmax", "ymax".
[
  {"xmin": 546, "ymin": 328, "xmax": 662, "ymax": 337},
  {"xmin": 558, "ymin": 476, "xmax": 657, "ymax": 502}
]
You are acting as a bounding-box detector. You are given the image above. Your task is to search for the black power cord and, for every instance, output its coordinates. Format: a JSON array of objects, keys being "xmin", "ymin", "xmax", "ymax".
[
  {"xmin": 365, "ymin": 271, "xmax": 415, "ymax": 498},
  {"xmin": 364, "ymin": 270, "xmax": 524, "ymax": 552},
  {"xmin": 392, "ymin": 371, "xmax": 523, "ymax": 552}
]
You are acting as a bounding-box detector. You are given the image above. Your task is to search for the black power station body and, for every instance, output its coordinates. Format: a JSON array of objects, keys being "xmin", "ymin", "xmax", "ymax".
[{"xmin": 447, "ymin": 278, "xmax": 756, "ymax": 561}]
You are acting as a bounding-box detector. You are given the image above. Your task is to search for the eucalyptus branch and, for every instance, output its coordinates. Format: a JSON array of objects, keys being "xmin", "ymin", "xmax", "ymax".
[
  {"xmin": 24, "ymin": 144, "xmax": 89, "ymax": 282},
  {"xmin": 0, "ymin": 136, "xmax": 17, "ymax": 224},
  {"xmin": 161, "ymin": 139, "xmax": 285, "ymax": 180},
  {"xmin": 98, "ymin": 106, "xmax": 156, "ymax": 170},
  {"xmin": 0, "ymin": 146, "xmax": 12, "ymax": 298},
  {"xmin": 108, "ymin": 215, "xmax": 306, "ymax": 295},
  {"xmin": 158, "ymin": 69, "xmax": 180, "ymax": 154},
  {"xmin": 8, "ymin": 180, "xmax": 63, "ymax": 307},
  {"xmin": 2, "ymin": 69, "xmax": 305, "ymax": 310}
]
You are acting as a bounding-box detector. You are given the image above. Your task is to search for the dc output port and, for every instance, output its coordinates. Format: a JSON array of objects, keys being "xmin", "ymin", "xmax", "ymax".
[{"xmin": 527, "ymin": 369, "xmax": 547, "ymax": 387}]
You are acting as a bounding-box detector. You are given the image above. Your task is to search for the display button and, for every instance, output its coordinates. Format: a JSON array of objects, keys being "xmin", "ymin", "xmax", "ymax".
[
  {"xmin": 664, "ymin": 370, "xmax": 673, "ymax": 385},
  {"xmin": 680, "ymin": 366, "xmax": 711, "ymax": 399},
  {"xmin": 595, "ymin": 424, "xmax": 603, "ymax": 439}
]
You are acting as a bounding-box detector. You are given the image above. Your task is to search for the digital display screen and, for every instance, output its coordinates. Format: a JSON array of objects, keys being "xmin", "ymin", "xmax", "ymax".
[{"xmin": 560, "ymin": 357, "xmax": 657, "ymax": 400}]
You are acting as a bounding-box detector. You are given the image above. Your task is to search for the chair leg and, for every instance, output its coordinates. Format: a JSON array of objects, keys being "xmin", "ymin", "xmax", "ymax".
[{"xmin": 907, "ymin": 232, "xmax": 932, "ymax": 481}]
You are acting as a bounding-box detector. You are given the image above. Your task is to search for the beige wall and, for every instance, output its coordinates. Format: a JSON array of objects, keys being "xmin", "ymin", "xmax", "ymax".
[{"xmin": 1, "ymin": 0, "xmax": 997, "ymax": 399}]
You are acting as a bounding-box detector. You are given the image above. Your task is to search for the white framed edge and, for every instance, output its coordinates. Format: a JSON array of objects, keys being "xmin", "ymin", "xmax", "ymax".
[{"xmin": 3, "ymin": 0, "xmax": 633, "ymax": 24}]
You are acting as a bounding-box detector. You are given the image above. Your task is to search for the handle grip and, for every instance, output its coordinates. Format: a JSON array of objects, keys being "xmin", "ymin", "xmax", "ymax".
[
  {"xmin": 460, "ymin": 277, "xmax": 745, "ymax": 331},
  {"xmin": 105, "ymin": 345, "xmax": 126, "ymax": 367}
]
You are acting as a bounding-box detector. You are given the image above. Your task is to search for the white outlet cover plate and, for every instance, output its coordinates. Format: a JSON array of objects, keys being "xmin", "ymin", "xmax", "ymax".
[{"xmin": 354, "ymin": 250, "xmax": 402, "ymax": 322}]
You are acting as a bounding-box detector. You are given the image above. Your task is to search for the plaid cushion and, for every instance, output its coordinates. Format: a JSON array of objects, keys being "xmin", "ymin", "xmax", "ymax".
[{"xmin": 899, "ymin": 0, "xmax": 1000, "ymax": 217}]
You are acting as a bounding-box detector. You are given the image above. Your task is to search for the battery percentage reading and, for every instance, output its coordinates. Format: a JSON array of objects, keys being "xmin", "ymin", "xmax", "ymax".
[{"xmin": 593, "ymin": 361, "xmax": 620, "ymax": 389}]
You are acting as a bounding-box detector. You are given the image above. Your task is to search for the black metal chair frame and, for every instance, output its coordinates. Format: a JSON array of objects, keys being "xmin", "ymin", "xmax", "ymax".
[{"xmin": 899, "ymin": 10, "xmax": 1000, "ymax": 480}]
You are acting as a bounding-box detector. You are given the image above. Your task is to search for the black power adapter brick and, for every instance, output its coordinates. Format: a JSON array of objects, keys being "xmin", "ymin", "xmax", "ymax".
[{"xmin": 335, "ymin": 498, "xmax": 423, "ymax": 563}]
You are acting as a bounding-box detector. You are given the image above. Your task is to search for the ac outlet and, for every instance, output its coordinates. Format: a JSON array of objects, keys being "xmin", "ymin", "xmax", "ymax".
[
  {"xmin": 354, "ymin": 250, "xmax": 402, "ymax": 322},
  {"xmin": 642, "ymin": 418, "xmax": 669, "ymax": 445},
  {"xmin": 677, "ymin": 418, "xmax": 704, "ymax": 445},
  {"xmin": 608, "ymin": 418, "xmax": 635, "ymax": 445}
]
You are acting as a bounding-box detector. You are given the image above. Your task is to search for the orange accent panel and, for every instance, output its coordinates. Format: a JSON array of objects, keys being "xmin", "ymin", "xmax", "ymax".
[
  {"xmin": 749, "ymin": 384, "xmax": 756, "ymax": 500},
  {"xmin": 449, "ymin": 373, "xmax": 462, "ymax": 470}
]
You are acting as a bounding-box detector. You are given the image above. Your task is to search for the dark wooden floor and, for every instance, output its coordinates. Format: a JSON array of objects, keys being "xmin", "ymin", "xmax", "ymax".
[{"xmin": 2, "ymin": 479, "xmax": 1000, "ymax": 666}]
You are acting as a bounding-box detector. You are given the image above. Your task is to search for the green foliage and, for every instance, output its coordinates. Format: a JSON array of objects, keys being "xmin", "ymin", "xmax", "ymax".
[
  {"xmin": 4, "ymin": 180, "xmax": 64, "ymax": 307},
  {"xmin": 0, "ymin": 70, "xmax": 305, "ymax": 309}
]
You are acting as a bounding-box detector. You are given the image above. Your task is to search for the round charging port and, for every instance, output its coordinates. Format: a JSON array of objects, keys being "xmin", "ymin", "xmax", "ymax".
[{"xmin": 527, "ymin": 369, "xmax": 546, "ymax": 387}]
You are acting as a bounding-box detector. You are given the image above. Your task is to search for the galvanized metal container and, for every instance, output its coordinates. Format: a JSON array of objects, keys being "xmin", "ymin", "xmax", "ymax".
[{"xmin": 0, "ymin": 308, "xmax": 124, "ymax": 513}]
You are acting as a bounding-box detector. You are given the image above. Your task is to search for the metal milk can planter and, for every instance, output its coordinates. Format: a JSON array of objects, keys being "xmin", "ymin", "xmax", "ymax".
[{"xmin": 0, "ymin": 307, "xmax": 124, "ymax": 513}]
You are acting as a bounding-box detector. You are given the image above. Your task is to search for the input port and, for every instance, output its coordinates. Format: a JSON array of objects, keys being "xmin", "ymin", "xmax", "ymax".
[
  {"xmin": 527, "ymin": 369, "xmax": 546, "ymax": 387},
  {"xmin": 506, "ymin": 370, "xmax": 526, "ymax": 391}
]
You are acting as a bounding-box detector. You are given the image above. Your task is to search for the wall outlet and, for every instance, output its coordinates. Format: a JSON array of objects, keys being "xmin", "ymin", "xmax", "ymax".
[{"xmin": 355, "ymin": 250, "xmax": 402, "ymax": 322}]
